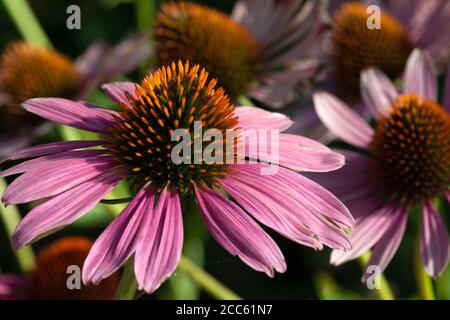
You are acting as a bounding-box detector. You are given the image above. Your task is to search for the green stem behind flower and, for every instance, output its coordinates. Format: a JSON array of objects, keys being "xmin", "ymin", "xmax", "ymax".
[
  {"xmin": 115, "ymin": 258, "xmax": 139, "ymax": 300},
  {"xmin": 0, "ymin": 179, "xmax": 35, "ymax": 272},
  {"xmin": 1, "ymin": 0, "xmax": 51, "ymax": 47},
  {"xmin": 135, "ymin": 0, "xmax": 156, "ymax": 33},
  {"xmin": 414, "ymin": 227, "xmax": 435, "ymax": 300},
  {"xmin": 359, "ymin": 252, "xmax": 394, "ymax": 300},
  {"xmin": 177, "ymin": 256, "xmax": 241, "ymax": 300}
]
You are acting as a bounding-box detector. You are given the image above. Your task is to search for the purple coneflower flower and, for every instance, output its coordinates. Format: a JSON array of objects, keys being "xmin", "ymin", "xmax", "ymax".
[
  {"xmin": 1, "ymin": 61, "xmax": 354, "ymax": 293},
  {"xmin": 313, "ymin": 49, "xmax": 450, "ymax": 280},
  {"xmin": 154, "ymin": 0, "xmax": 320, "ymax": 109},
  {"xmin": 0, "ymin": 237, "xmax": 119, "ymax": 300},
  {"xmin": 294, "ymin": 0, "xmax": 450, "ymax": 138},
  {"xmin": 0, "ymin": 36, "xmax": 152, "ymax": 157}
]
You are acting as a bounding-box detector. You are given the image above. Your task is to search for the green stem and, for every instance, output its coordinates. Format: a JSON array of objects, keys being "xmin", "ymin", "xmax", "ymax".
[
  {"xmin": 100, "ymin": 198, "xmax": 134, "ymax": 205},
  {"xmin": 1, "ymin": 0, "xmax": 51, "ymax": 47},
  {"xmin": 177, "ymin": 256, "xmax": 241, "ymax": 300},
  {"xmin": 114, "ymin": 258, "xmax": 139, "ymax": 300},
  {"xmin": 414, "ymin": 228, "xmax": 435, "ymax": 300},
  {"xmin": 359, "ymin": 252, "xmax": 394, "ymax": 300},
  {"xmin": 135, "ymin": 0, "xmax": 156, "ymax": 33},
  {"xmin": 0, "ymin": 179, "xmax": 35, "ymax": 272}
]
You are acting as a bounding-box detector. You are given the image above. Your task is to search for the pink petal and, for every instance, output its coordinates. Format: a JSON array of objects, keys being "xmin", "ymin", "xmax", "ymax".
[
  {"xmin": 102, "ymin": 82, "xmax": 138, "ymax": 106},
  {"xmin": 420, "ymin": 201, "xmax": 450, "ymax": 278},
  {"xmin": 235, "ymin": 106, "xmax": 293, "ymax": 131},
  {"xmin": 403, "ymin": 49, "xmax": 437, "ymax": 101},
  {"xmin": 226, "ymin": 163, "xmax": 353, "ymax": 250},
  {"xmin": 135, "ymin": 187, "xmax": 183, "ymax": 293},
  {"xmin": 361, "ymin": 206, "xmax": 408, "ymax": 282},
  {"xmin": 195, "ymin": 186, "xmax": 286, "ymax": 276},
  {"xmin": 221, "ymin": 172, "xmax": 323, "ymax": 250},
  {"xmin": 2, "ymin": 155, "xmax": 117, "ymax": 205},
  {"xmin": 361, "ymin": 68, "xmax": 398, "ymax": 119},
  {"xmin": 330, "ymin": 202, "xmax": 404, "ymax": 266},
  {"xmin": 0, "ymin": 274, "xmax": 29, "ymax": 300},
  {"xmin": 0, "ymin": 150, "xmax": 105, "ymax": 178},
  {"xmin": 242, "ymin": 132, "xmax": 345, "ymax": 172},
  {"xmin": 22, "ymin": 98, "xmax": 116, "ymax": 134},
  {"xmin": 0, "ymin": 140, "xmax": 106, "ymax": 164},
  {"xmin": 313, "ymin": 92, "xmax": 374, "ymax": 149},
  {"xmin": 83, "ymin": 186, "xmax": 154, "ymax": 285},
  {"xmin": 12, "ymin": 168, "xmax": 124, "ymax": 249}
]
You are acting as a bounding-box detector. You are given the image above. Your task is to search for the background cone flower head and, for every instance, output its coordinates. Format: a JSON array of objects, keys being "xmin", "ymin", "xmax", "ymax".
[
  {"xmin": 154, "ymin": 0, "xmax": 321, "ymax": 109},
  {"xmin": 0, "ymin": 35, "xmax": 152, "ymax": 157},
  {"xmin": 0, "ymin": 60, "xmax": 354, "ymax": 294},
  {"xmin": 312, "ymin": 49, "xmax": 450, "ymax": 280},
  {"xmin": 0, "ymin": 237, "xmax": 119, "ymax": 300}
]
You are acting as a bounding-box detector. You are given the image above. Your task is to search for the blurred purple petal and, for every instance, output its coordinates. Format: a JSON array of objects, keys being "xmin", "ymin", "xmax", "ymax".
[
  {"xmin": 403, "ymin": 49, "xmax": 437, "ymax": 101},
  {"xmin": 0, "ymin": 274, "xmax": 29, "ymax": 300},
  {"xmin": 361, "ymin": 207, "xmax": 408, "ymax": 282},
  {"xmin": 313, "ymin": 92, "xmax": 374, "ymax": 149},
  {"xmin": 361, "ymin": 68, "xmax": 398, "ymax": 119},
  {"xmin": 420, "ymin": 201, "xmax": 450, "ymax": 278}
]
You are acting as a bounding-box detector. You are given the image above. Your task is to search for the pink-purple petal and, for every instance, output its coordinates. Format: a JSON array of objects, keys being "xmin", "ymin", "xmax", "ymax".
[
  {"xmin": 12, "ymin": 169, "xmax": 124, "ymax": 249},
  {"xmin": 313, "ymin": 92, "xmax": 374, "ymax": 149},
  {"xmin": 83, "ymin": 186, "xmax": 154, "ymax": 285},
  {"xmin": 22, "ymin": 98, "xmax": 116, "ymax": 134},
  {"xmin": 360, "ymin": 67, "xmax": 398, "ymax": 119},
  {"xmin": 102, "ymin": 82, "xmax": 138, "ymax": 106},
  {"xmin": 403, "ymin": 49, "xmax": 437, "ymax": 101},
  {"xmin": 330, "ymin": 202, "xmax": 403, "ymax": 266},
  {"xmin": 2, "ymin": 155, "xmax": 117, "ymax": 205},
  {"xmin": 420, "ymin": 201, "xmax": 450, "ymax": 278},
  {"xmin": 0, "ymin": 274, "xmax": 29, "ymax": 300},
  {"xmin": 235, "ymin": 106, "xmax": 293, "ymax": 131},
  {"xmin": 444, "ymin": 63, "xmax": 450, "ymax": 112},
  {"xmin": 195, "ymin": 186, "xmax": 286, "ymax": 277},
  {"xmin": 135, "ymin": 187, "xmax": 183, "ymax": 293},
  {"xmin": 0, "ymin": 140, "xmax": 106, "ymax": 164},
  {"xmin": 361, "ymin": 207, "xmax": 408, "ymax": 282}
]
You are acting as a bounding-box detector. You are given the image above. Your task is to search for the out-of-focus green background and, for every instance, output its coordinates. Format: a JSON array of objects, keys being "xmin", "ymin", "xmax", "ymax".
[{"xmin": 0, "ymin": 0, "xmax": 449, "ymax": 299}]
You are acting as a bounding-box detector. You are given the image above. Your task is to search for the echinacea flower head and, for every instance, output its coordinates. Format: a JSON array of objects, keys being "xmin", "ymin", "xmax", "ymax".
[
  {"xmin": 0, "ymin": 237, "xmax": 119, "ymax": 300},
  {"xmin": 1, "ymin": 61, "xmax": 354, "ymax": 293},
  {"xmin": 323, "ymin": 0, "xmax": 450, "ymax": 94},
  {"xmin": 313, "ymin": 49, "xmax": 450, "ymax": 279},
  {"xmin": 155, "ymin": 0, "xmax": 320, "ymax": 108},
  {"xmin": 0, "ymin": 37, "xmax": 151, "ymax": 157}
]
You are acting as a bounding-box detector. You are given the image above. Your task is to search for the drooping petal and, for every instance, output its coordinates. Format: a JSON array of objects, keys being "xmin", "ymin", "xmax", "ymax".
[
  {"xmin": 83, "ymin": 186, "xmax": 154, "ymax": 285},
  {"xmin": 12, "ymin": 168, "xmax": 124, "ymax": 249},
  {"xmin": 330, "ymin": 202, "xmax": 404, "ymax": 266},
  {"xmin": 403, "ymin": 49, "xmax": 437, "ymax": 101},
  {"xmin": 360, "ymin": 67, "xmax": 398, "ymax": 119},
  {"xmin": 420, "ymin": 201, "xmax": 450, "ymax": 278},
  {"xmin": 221, "ymin": 171, "xmax": 323, "ymax": 250},
  {"xmin": 313, "ymin": 92, "xmax": 374, "ymax": 149},
  {"xmin": 361, "ymin": 206, "xmax": 408, "ymax": 282},
  {"xmin": 0, "ymin": 150, "xmax": 105, "ymax": 178},
  {"xmin": 2, "ymin": 155, "xmax": 117, "ymax": 205},
  {"xmin": 195, "ymin": 186, "xmax": 286, "ymax": 276},
  {"xmin": 0, "ymin": 140, "xmax": 106, "ymax": 164},
  {"xmin": 22, "ymin": 98, "xmax": 116, "ymax": 134},
  {"xmin": 102, "ymin": 82, "xmax": 138, "ymax": 106},
  {"xmin": 135, "ymin": 187, "xmax": 183, "ymax": 293},
  {"xmin": 225, "ymin": 163, "xmax": 353, "ymax": 250},
  {"xmin": 235, "ymin": 106, "xmax": 293, "ymax": 131},
  {"xmin": 0, "ymin": 274, "xmax": 29, "ymax": 300},
  {"xmin": 242, "ymin": 132, "xmax": 345, "ymax": 172}
]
